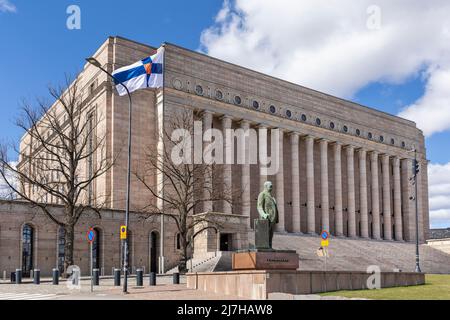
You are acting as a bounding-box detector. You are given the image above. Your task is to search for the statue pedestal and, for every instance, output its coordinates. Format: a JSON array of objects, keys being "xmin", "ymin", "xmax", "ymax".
[
  {"xmin": 232, "ymin": 249, "xmax": 299, "ymax": 271},
  {"xmin": 254, "ymin": 219, "xmax": 270, "ymax": 249}
]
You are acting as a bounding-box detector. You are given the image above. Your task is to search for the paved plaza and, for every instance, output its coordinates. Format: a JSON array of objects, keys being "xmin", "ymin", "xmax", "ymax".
[{"xmin": 0, "ymin": 276, "xmax": 244, "ymax": 300}]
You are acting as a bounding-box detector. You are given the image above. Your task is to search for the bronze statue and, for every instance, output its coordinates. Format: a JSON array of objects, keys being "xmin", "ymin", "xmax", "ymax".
[{"xmin": 257, "ymin": 181, "xmax": 279, "ymax": 248}]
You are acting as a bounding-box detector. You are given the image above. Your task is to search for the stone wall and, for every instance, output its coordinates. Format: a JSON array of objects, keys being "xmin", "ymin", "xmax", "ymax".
[{"xmin": 0, "ymin": 200, "xmax": 181, "ymax": 277}]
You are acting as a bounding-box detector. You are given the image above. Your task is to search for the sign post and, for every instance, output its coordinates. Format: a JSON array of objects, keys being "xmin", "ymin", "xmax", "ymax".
[
  {"xmin": 86, "ymin": 228, "xmax": 95, "ymax": 293},
  {"xmin": 320, "ymin": 231, "xmax": 330, "ymax": 271}
]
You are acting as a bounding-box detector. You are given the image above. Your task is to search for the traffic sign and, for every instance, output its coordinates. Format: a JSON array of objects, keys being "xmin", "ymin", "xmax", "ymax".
[
  {"xmin": 321, "ymin": 230, "xmax": 330, "ymax": 240},
  {"xmin": 120, "ymin": 225, "xmax": 127, "ymax": 240},
  {"xmin": 86, "ymin": 228, "xmax": 95, "ymax": 243},
  {"xmin": 321, "ymin": 239, "xmax": 329, "ymax": 247}
]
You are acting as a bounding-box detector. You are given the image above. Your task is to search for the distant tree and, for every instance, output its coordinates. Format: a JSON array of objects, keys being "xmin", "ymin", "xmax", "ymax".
[{"xmin": 0, "ymin": 76, "xmax": 115, "ymax": 277}]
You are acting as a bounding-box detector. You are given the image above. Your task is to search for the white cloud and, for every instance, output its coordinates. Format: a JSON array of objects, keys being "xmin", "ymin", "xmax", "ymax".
[
  {"xmin": 399, "ymin": 66, "xmax": 450, "ymax": 136},
  {"xmin": 200, "ymin": 0, "xmax": 450, "ymax": 136},
  {"xmin": 428, "ymin": 162, "xmax": 450, "ymax": 228},
  {"xmin": 0, "ymin": 0, "xmax": 16, "ymax": 13}
]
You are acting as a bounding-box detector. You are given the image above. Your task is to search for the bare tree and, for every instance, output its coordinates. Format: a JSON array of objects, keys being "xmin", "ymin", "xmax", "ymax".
[
  {"xmin": 0, "ymin": 76, "xmax": 115, "ymax": 276},
  {"xmin": 134, "ymin": 109, "xmax": 240, "ymax": 273}
]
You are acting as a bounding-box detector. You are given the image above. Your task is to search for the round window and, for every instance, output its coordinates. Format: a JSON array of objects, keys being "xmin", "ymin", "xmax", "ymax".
[
  {"xmin": 195, "ymin": 85, "xmax": 203, "ymax": 95},
  {"xmin": 286, "ymin": 110, "xmax": 292, "ymax": 118},
  {"xmin": 234, "ymin": 95, "xmax": 242, "ymax": 105},
  {"xmin": 253, "ymin": 101, "xmax": 260, "ymax": 109},
  {"xmin": 356, "ymin": 129, "xmax": 361, "ymax": 136},
  {"xmin": 215, "ymin": 90, "xmax": 223, "ymax": 100},
  {"xmin": 329, "ymin": 122, "xmax": 335, "ymax": 129},
  {"xmin": 316, "ymin": 118, "xmax": 321, "ymax": 126},
  {"xmin": 368, "ymin": 132, "xmax": 373, "ymax": 139},
  {"xmin": 269, "ymin": 105, "xmax": 276, "ymax": 114},
  {"xmin": 343, "ymin": 126, "xmax": 348, "ymax": 133},
  {"xmin": 391, "ymin": 138, "xmax": 395, "ymax": 145},
  {"xmin": 380, "ymin": 136, "xmax": 384, "ymax": 142},
  {"xmin": 301, "ymin": 114, "xmax": 307, "ymax": 121}
]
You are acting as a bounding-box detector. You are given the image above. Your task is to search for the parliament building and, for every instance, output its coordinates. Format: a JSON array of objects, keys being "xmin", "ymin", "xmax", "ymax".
[{"xmin": 0, "ymin": 36, "xmax": 433, "ymax": 277}]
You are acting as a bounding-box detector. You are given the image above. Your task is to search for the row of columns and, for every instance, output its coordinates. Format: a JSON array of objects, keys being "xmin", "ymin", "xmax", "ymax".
[{"xmin": 201, "ymin": 112, "xmax": 414, "ymax": 242}]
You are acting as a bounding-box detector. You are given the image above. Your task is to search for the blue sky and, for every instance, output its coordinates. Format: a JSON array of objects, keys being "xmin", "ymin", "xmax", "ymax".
[{"xmin": 1, "ymin": 0, "xmax": 449, "ymax": 228}]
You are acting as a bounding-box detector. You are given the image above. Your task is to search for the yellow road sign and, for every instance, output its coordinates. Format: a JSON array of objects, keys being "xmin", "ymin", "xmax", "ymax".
[
  {"xmin": 321, "ymin": 239, "xmax": 329, "ymax": 247},
  {"xmin": 120, "ymin": 225, "xmax": 127, "ymax": 240}
]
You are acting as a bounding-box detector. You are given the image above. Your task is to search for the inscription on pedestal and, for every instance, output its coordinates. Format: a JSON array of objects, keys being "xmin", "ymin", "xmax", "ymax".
[{"xmin": 232, "ymin": 250, "xmax": 299, "ymax": 270}]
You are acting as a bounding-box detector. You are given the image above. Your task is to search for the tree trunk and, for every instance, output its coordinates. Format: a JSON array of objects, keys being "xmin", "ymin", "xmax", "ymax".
[
  {"xmin": 63, "ymin": 223, "xmax": 75, "ymax": 278},
  {"xmin": 178, "ymin": 235, "xmax": 188, "ymax": 274}
]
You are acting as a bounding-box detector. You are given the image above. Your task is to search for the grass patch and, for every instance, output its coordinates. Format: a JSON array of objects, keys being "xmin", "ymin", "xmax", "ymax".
[{"xmin": 320, "ymin": 274, "xmax": 450, "ymax": 300}]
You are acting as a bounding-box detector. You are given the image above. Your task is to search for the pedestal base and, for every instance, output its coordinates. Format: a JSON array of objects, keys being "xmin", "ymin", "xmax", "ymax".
[{"xmin": 232, "ymin": 249, "xmax": 299, "ymax": 270}]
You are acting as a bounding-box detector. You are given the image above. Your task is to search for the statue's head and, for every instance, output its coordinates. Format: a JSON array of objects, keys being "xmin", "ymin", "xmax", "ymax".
[{"xmin": 264, "ymin": 181, "xmax": 273, "ymax": 193}]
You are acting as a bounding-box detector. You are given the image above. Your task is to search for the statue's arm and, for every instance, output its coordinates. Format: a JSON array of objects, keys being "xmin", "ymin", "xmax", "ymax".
[{"xmin": 257, "ymin": 193, "xmax": 267, "ymax": 219}]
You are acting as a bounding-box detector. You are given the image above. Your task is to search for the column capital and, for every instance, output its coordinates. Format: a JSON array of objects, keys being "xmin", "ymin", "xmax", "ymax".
[
  {"xmin": 238, "ymin": 119, "xmax": 250, "ymax": 128},
  {"xmin": 201, "ymin": 110, "xmax": 214, "ymax": 117},
  {"xmin": 370, "ymin": 150, "xmax": 379, "ymax": 157},
  {"xmin": 304, "ymin": 135, "xmax": 315, "ymax": 142},
  {"xmin": 319, "ymin": 138, "xmax": 330, "ymax": 144},
  {"xmin": 381, "ymin": 153, "xmax": 391, "ymax": 160},
  {"xmin": 289, "ymin": 131, "xmax": 300, "ymax": 137},
  {"xmin": 357, "ymin": 147, "xmax": 367, "ymax": 153},
  {"xmin": 344, "ymin": 144, "xmax": 355, "ymax": 151},
  {"xmin": 219, "ymin": 114, "xmax": 234, "ymax": 121},
  {"xmin": 330, "ymin": 141, "xmax": 343, "ymax": 147}
]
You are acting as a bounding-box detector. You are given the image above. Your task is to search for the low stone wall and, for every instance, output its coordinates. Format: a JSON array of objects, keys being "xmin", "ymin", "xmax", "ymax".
[{"xmin": 186, "ymin": 270, "xmax": 425, "ymax": 300}]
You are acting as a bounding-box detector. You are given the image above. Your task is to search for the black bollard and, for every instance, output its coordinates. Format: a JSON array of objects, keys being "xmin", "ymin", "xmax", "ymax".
[
  {"xmin": 52, "ymin": 269, "xmax": 59, "ymax": 285},
  {"xmin": 10, "ymin": 272, "xmax": 16, "ymax": 283},
  {"xmin": 15, "ymin": 269, "xmax": 22, "ymax": 284},
  {"xmin": 114, "ymin": 269, "xmax": 121, "ymax": 286},
  {"xmin": 149, "ymin": 272, "xmax": 156, "ymax": 286},
  {"xmin": 33, "ymin": 269, "xmax": 40, "ymax": 285},
  {"xmin": 136, "ymin": 269, "xmax": 143, "ymax": 287},
  {"xmin": 93, "ymin": 269, "xmax": 100, "ymax": 286},
  {"xmin": 173, "ymin": 272, "xmax": 180, "ymax": 284}
]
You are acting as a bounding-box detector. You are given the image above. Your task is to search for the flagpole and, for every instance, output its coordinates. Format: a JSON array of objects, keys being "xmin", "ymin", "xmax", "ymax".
[
  {"xmin": 85, "ymin": 57, "xmax": 132, "ymax": 294},
  {"xmin": 160, "ymin": 43, "xmax": 166, "ymax": 274}
]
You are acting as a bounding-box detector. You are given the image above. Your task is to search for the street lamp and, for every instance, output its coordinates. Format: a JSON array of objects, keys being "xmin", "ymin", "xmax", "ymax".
[
  {"xmin": 85, "ymin": 57, "xmax": 133, "ymax": 293},
  {"xmin": 408, "ymin": 146, "xmax": 422, "ymax": 273}
]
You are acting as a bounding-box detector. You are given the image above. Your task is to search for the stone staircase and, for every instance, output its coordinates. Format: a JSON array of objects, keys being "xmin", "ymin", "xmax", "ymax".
[
  {"xmin": 166, "ymin": 252, "xmax": 233, "ymax": 274},
  {"xmin": 273, "ymin": 233, "xmax": 450, "ymax": 274},
  {"xmin": 169, "ymin": 234, "xmax": 450, "ymax": 274}
]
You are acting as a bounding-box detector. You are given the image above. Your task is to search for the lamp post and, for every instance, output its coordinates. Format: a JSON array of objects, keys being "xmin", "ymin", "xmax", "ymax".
[
  {"xmin": 413, "ymin": 148, "xmax": 422, "ymax": 273},
  {"xmin": 85, "ymin": 57, "xmax": 133, "ymax": 293}
]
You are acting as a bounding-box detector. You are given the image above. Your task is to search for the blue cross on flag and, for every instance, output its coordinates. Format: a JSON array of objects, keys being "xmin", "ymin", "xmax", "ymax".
[{"xmin": 112, "ymin": 46, "xmax": 164, "ymax": 96}]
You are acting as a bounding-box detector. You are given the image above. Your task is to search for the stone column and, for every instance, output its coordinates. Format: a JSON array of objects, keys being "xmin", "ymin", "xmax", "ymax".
[
  {"xmin": 275, "ymin": 129, "xmax": 285, "ymax": 232},
  {"xmin": 320, "ymin": 139, "xmax": 330, "ymax": 232},
  {"xmin": 291, "ymin": 133, "xmax": 301, "ymax": 233},
  {"xmin": 305, "ymin": 136, "xmax": 316, "ymax": 234},
  {"xmin": 240, "ymin": 121, "xmax": 251, "ymax": 228},
  {"xmin": 221, "ymin": 115, "xmax": 233, "ymax": 214},
  {"xmin": 202, "ymin": 111, "xmax": 213, "ymax": 213},
  {"xmin": 346, "ymin": 145, "xmax": 356, "ymax": 238},
  {"xmin": 358, "ymin": 148, "xmax": 369, "ymax": 239},
  {"xmin": 333, "ymin": 142, "xmax": 344, "ymax": 237},
  {"xmin": 393, "ymin": 157, "xmax": 403, "ymax": 241},
  {"xmin": 382, "ymin": 154, "xmax": 392, "ymax": 240},
  {"xmin": 370, "ymin": 151, "xmax": 381, "ymax": 240},
  {"xmin": 258, "ymin": 125, "xmax": 268, "ymax": 193}
]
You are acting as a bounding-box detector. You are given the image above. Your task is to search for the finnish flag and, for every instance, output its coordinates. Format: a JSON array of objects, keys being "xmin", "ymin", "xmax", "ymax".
[{"xmin": 112, "ymin": 46, "xmax": 164, "ymax": 96}]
